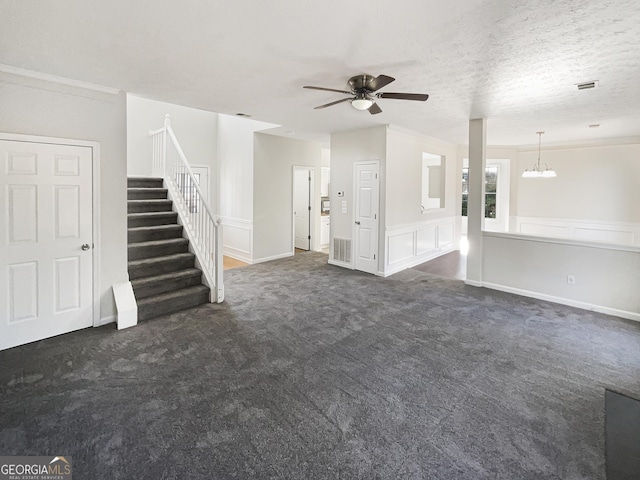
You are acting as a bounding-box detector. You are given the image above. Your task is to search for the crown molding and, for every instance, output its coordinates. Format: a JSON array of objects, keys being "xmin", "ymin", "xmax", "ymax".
[{"xmin": 0, "ymin": 64, "xmax": 120, "ymax": 95}]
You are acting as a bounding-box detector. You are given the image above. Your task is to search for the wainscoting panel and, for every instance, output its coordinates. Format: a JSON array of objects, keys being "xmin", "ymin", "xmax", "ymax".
[
  {"xmin": 573, "ymin": 227, "xmax": 635, "ymax": 245},
  {"xmin": 416, "ymin": 226, "xmax": 437, "ymax": 255},
  {"xmin": 439, "ymin": 223, "xmax": 454, "ymax": 249},
  {"xmin": 515, "ymin": 217, "xmax": 639, "ymax": 246},
  {"xmin": 388, "ymin": 231, "xmax": 414, "ymax": 265},
  {"xmin": 384, "ymin": 217, "xmax": 456, "ymax": 276},
  {"xmin": 220, "ymin": 216, "xmax": 253, "ymax": 263}
]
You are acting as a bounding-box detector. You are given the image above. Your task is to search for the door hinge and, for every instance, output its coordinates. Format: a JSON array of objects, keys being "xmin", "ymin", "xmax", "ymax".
[
  {"xmin": 308, "ymin": 206, "xmax": 311, "ymax": 211},
  {"xmin": 308, "ymin": 176, "xmax": 311, "ymax": 181},
  {"xmin": 374, "ymin": 254, "xmax": 376, "ymax": 259},
  {"xmin": 374, "ymin": 213, "xmax": 377, "ymax": 219},
  {"xmin": 308, "ymin": 235, "xmax": 311, "ymax": 240},
  {"xmin": 375, "ymin": 173, "xmax": 378, "ymax": 179}
]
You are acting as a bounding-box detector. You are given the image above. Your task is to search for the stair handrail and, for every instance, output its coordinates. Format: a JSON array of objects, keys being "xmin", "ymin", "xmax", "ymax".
[{"xmin": 149, "ymin": 114, "xmax": 223, "ymax": 303}]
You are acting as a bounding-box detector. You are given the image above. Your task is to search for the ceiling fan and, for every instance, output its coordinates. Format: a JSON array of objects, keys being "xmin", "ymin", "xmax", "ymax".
[{"xmin": 303, "ymin": 74, "xmax": 429, "ymax": 115}]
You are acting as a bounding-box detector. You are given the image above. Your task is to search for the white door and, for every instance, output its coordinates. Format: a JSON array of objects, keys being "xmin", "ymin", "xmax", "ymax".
[
  {"xmin": 293, "ymin": 168, "xmax": 311, "ymax": 251},
  {"xmin": 354, "ymin": 162, "xmax": 379, "ymax": 274},
  {"xmin": 0, "ymin": 140, "xmax": 93, "ymax": 351}
]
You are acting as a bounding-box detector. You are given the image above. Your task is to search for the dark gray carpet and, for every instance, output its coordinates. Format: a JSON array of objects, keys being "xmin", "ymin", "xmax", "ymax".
[
  {"xmin": 605, "ymin": 390, "xmax": 640, "ymax": 479},
  {"xmin": 1, "ymin": 251, "xmax": 640, "ymax": 479}
]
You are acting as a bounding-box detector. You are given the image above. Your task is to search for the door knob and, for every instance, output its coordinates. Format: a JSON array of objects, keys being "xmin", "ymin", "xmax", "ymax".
[
  {"xmin": 355, "ymin": 221, "xmax": 361, "ymax": 225},
  {"xmin": 81, "ymin": 244, "xmax": 90, "ymax": 251}
]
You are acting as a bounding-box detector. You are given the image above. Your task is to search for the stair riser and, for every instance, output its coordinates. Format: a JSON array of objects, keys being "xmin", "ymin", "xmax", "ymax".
[
  {"xmin": 127, "ymin": 179, "xmax": 164, "ymax": 188},
  {"xmin": 128, "ymin": 240, "xmax": 189, "ymax": 261},
  {"xmin": 128, "ymin": 201, "xmax": 173, "ymax": 213},
  {"xmin": 128, "ymin": 256, "xmax": 195, "ymax": 280},
  {"xmin": 128, "ymin": 226, "xmax": 183, "ymax": 243},
  {"xmin": 132, "ymin": 274, "xmax": 202, "ymax": 299},
  {"xmin": 128, "ymin": 213, "xmax": 178, "ymax": 228},
  {"xmin": 138, "ymin": 290, "xmax": 209, "ymax": 321},
  {"xmin": 128, "ymin": 190, "xmax": 168, "ymax": 200}
]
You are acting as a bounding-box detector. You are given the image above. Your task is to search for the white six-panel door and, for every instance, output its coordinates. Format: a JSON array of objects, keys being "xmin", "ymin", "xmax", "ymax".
[
  {"xmin": 354, "ymin": 162, "xmax": 379, "ymax": 274},
  {"xmin": 0, "ymin": 140, "xmax": 93, "ymax": 351}
]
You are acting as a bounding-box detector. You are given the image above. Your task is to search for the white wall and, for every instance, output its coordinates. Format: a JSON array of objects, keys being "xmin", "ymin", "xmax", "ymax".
[
  {"xmin": 217, "ymin": 114, "xmax": 278, "ymax": 220},
  {"xmin": 330, "ymin": 126, "xmax": 387, "ymax": 270},
  {"xmin": 0, "ymin": 72, "xmax": 127, "ymax": 323},
  {"xmin": 126, "ymin": 95, "xmax": 219, "ymax": 210},
  {"xmin": 253, "ymin": 133, "xmax": 323, "ymax": 262},
  {"xmin": 217, "ymin": 114, "xmax": 279, "ymax": 262},
  {"xmin": 482, "ymin": 233, "xmax": 640, "ymax": 321},
  {"xmin": 512, "ymin": 142, "xmax": 640, "ymax": 245},
  {"xmin": 386, "ymin": 127, "xmax": 459, "ymax": 225},
  {"xmin": 383, "ymin": 127, "xmax": 459, "ymax": 275},
  {"xmin": 517, "ymin": 143, "xmax": 640, "ymax": 223},
  {"xmin": 321, "ymin": 148, "xmax": 330, "ymax": 167}
]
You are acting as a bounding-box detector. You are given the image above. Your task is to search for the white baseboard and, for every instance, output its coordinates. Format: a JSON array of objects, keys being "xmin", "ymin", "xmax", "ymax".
[
  {"xmin": 95, "ymin": 315, "xmax": 115, "ymax": 327},
  {"xmin": 252, "ymin": 252, "xmax": 293, "ymax": 264},
  {"xmin": 223, "ymin": 247, "xmax": 252, "ymax": 264},
  {"xmin": 464, "ymin": 279, "xmax": 483, "ymax": 287},
  {"xmin": 482, "ymin": 281, "xmax": 640, "ymax": 323}
]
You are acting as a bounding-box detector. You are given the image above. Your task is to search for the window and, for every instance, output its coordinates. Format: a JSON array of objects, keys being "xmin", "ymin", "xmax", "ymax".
[{"xmin": 461, "ymin": 166, "xmax": 498, "ymax": 219}]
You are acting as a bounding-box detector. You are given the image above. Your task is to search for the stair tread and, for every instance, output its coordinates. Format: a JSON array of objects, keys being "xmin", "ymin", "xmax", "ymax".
[
  {"xmin": 128, "ymin": 238, "xmax": 188, "ymax": 248},
  {"xmin": 128, "ymin": 224, "xmax": 182, "ymax": 231},
  {"xmin": 128, "ymin": 252, "xmax": 194, "ymax": 267},
  {"xmin": 137, "ymin": 285, "xmax": 209, "ymax": 307},
  {"xmin": 131, "ymin": 268, "xmax": 201, "ymax": 286},
  {"xmin": 128, "ymin": 211, "xmax": 177, "ymax": 218},
  {"xmin": 128, "ymin": 199, "xmax": 172, "ymax": 204},
  {"xmin": 128, "ymin": 177, "xmax": 163, "ymax": 181},
  {"xmin": 127, "ymin": 187, "xmax": 167, "ymax": 191}
]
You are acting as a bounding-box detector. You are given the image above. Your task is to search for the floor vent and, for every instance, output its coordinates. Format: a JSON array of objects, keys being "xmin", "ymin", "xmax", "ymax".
[{"xmin": 333, "ymin": 237, "xmax": 352, "ymax": 263}]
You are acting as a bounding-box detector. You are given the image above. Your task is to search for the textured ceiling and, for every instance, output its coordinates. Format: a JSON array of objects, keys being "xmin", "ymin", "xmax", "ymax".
[{"xmin": 1, "ymin": 0, "xmax": 640, "ymax": 146}]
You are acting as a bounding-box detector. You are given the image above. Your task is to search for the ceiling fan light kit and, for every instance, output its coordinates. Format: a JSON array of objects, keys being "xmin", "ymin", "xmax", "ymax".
[
  {"xmin": 303, "ymin": 74, "xmax": 429, "ymax": 115},
  {"xmin": 351, "ymin": 97, "xmax": 373, "ymax": 110}
]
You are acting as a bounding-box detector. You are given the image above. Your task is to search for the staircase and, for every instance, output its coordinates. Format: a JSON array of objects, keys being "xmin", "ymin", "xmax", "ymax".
[{"xmin": 127, "ymin": 177, "xmax": 210, "ymax": 321}]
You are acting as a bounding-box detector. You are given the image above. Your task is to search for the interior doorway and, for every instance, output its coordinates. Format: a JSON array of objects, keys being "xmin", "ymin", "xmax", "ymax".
[{"xmin": 293, "ymin": 166, "xmax": 314, "ymax": 252}]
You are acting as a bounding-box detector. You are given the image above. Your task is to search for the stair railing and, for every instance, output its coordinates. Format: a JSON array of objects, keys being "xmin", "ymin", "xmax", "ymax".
[{"xmin": 149, "ymin": 114, "xmax": 223, "ymax": 303}]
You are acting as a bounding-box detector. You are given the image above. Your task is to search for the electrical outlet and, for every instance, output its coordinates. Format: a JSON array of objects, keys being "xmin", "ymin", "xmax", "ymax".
[{"xmin": 567, "ymin": 275, "xmax": 576, "ymax": 285}]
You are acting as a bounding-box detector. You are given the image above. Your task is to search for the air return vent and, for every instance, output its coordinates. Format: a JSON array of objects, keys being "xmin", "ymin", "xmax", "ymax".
[
  {"xmin": 576, "ymin": 80, "xmax": 598, "ymax": 90},
  {"xmin": 333, "ymin": 238, "xmax": 352, "ymax": 263}
]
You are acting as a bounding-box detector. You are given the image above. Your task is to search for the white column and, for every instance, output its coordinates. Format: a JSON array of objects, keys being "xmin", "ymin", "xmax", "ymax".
[{"xmin": 466, "ymin": 118, "xmax": 486, "ymax": 286}]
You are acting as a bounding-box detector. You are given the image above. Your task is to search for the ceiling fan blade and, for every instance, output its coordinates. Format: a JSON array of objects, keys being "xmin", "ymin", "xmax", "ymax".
[
  {"xmin": 365, "ymin": 75, "xmax": 395, "ymax": 92},
  {"xmin": 376, "ymin": 92, "xmax": 429, "ymax": 101},
  {"xmin": 368, "ymin": 103, "xmax": 382, "ymax": 115},
  {"xmin": 304, "ymin": 85, "xmax": 352, "ymax": 95},
  {"xmin": 314, "ymin": 97, "xmax": 353, "ymax": 109}
]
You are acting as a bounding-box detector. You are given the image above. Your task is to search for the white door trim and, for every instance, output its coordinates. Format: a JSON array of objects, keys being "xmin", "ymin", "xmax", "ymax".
[
  {"xmin": 292, "ymin": 166, "xmax": 316, "ymax": 252},
  {"xmin": 0, "ymin": 132, "xmax": 101, "ymax": 327}
]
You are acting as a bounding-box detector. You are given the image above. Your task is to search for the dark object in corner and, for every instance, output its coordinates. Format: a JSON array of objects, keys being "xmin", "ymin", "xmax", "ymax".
[{"xmin": 606, "ymin": 389, "xmax": 640, "ymax": 480}]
